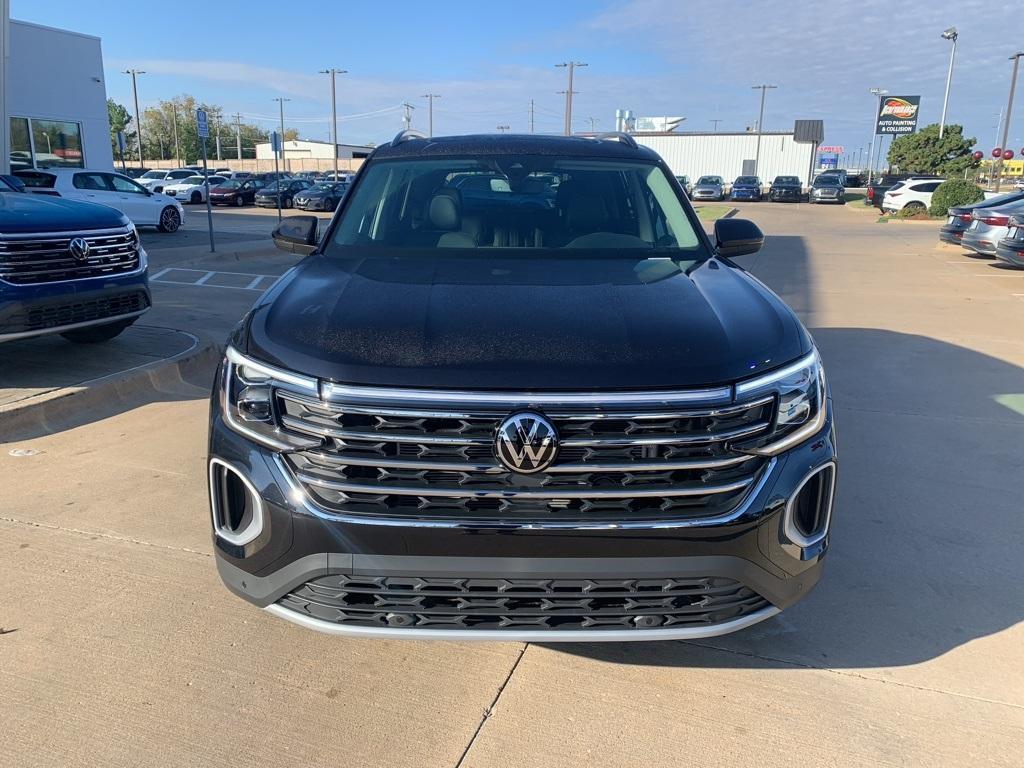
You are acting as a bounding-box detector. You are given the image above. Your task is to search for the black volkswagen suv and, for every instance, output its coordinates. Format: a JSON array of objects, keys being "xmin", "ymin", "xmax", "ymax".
[{"xmin": 208, "ymin": 133, "xmax": 836, "ymax": 641}]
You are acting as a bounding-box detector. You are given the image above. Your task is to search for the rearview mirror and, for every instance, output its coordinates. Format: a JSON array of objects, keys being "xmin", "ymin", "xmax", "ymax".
[
  {"xmin": 714, "ymin": 218, "xmax": 764, "ymax": 258},
  {"xmin": 272, "ymin": 215, "xmax": 319, "ymax": 256}
]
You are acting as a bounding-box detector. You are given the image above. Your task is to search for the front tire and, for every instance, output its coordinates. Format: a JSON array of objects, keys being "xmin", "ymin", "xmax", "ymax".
[
  {"xmin": 157, "ymin": 206, "xmax": 181, "ymax": 232},
  {"xmin": 61, "ymin": 318, "xmax": 136, "ymax": 344},
  {"xmin": 284, "ymin": 196, "xmax": 293, "ymax": 209},
  {"xmin": 235, "ymin": 195, "xmax": 245, "ymax": 207}
]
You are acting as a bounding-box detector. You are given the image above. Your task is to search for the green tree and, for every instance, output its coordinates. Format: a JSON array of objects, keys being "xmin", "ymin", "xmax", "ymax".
[
  {"xmin": 140, "ymin": 95, "xmax": 273, "ymax": 163},
  {"xmin": 886, "ymin": 123, "xmax": 978, "ymax": 176},
  {"xmin": 107, "ymin": 98, "xmax": 136, "ymax": 159}
]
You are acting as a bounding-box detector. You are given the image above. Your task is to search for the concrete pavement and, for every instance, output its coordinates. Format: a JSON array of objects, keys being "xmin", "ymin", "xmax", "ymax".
[{"xmin": 2, "ymin": 202, "xmax": 1023, "ymax": 767}]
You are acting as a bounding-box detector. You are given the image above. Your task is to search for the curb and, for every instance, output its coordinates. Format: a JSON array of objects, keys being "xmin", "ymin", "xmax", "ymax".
[{"xmin": 0, "ymin": 329, "xmax": 222, "ymax": 444}]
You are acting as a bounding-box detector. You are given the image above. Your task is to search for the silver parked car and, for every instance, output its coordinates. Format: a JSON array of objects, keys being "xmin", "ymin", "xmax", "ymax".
[
  {"xmin": 691, "ymin": 175, "xmax": 725, "ymax": 201},
  {"xmin": 961, "ymin": 201, "xmax": 1024, "ymax": 256}
]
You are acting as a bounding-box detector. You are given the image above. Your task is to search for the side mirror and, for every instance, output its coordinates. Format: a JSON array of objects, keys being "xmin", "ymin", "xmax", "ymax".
[
  {"xmin": 714, "ymin": 218, "xmax": 764, "ymax": 258},
  {"xmin": 272, "ymin": 215, "xmax": 319, "ymax": 255}
]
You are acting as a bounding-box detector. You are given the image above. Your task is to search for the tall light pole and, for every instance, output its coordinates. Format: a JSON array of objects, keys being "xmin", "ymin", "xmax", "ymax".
[
  {"xmin": 421, "ymin": 93, "xmax": 440, "ymax": 138},
  {"xmin": 995, "ymin": 52, "xmax": 1024, "ymax": 192},
  {"xmin": 123, "ymin": 69, "xmax": 145, "ymax": 162},
  {"xmin": 866, "ymin": 88, "xmax": 888, "ymax": 185},
  {"xmin": 320, "ymin": 68, "xmax": 347, "ymax": 178},
  {"xmin": 233, "ymin": 112, "xmax": 243, "ymax": 161},
  {"xmin": 939, "ymin": 27, "xmax": 959, "ymax": 139},
  {"xmin": 273, "ymin": 97, "xmax": 290, "ymax": 171},
  {"xmin": 710, "ymin": 118, "xmax": 722, "ymax": 132},
  {"xmin": 751, "ymin": 84, "xmax": 777, "ymax": 178},
  {"xmin": 555, "ymin": 61, "xmax": 587, "ymax": 136}
]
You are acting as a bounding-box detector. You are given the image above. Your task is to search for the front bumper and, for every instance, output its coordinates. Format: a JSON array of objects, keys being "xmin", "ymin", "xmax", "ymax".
[
  {"xmin": 770, "ymin": 190, "xmax": 800, "ymax": 202},
  {"xmin": 731, "ymin": 190, "xmax": 761, "ymax": 201},
  {"xmin": 209, "ymin": 398, "xmax": 837, "ymax": 641},
  {"xmin": 0, "ymin": 265, "xmax": 151, "ymax": 343},
  {"xmin": 294, "ymin": 199, "xmax": 330, "ymax": 211}
]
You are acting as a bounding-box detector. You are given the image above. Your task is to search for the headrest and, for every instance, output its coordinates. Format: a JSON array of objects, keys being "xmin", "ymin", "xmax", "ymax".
[
  {"xmin": 429, "ymin": 188, "xmax": 461, "ymax": 231},
  {"xmin": 563, "ymin": 189, "xmax": 609, "ymax": 232}
]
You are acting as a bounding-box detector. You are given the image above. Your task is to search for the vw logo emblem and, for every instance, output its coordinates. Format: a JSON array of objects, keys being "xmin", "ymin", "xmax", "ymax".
[
  {"xmin": 494, "ymin": 412, "xmax": 559, "ymax": 473},
  {"xmin": 69, "ymin": 237, "xmax": 91, "ymax": 261}
]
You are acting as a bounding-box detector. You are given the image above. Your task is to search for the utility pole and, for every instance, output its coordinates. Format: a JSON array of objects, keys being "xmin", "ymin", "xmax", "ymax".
[
  {"xmin": 421, "ymin": 93, "xmax": 440, "ymax": 137},
  {"xmin": 996, "ymin": 52, "xmax": 1024, "ymax": 192},
  {"xmin": 233, "ymin": 112, "xmax": 243, "ymax": 160},
  {"xmin": 587, "ymin": 116, "xmax": 597, "ymax": 132},
  {"xmin": 402, "ymin": 102, "xmax": 415, "ymax": 131},
  {"xmin": 273, "ymin": 97, "xmax": 290, "ymax": 173},
  {"xmin": 496, "ymin": 124, "xmax": 510, "ymax": 134},
  {"xmin": 123, "ymin": 69, "xmax": 145, "ymax": 162},
  {"xmin": 320, "ymin": 68, "xmax": 347, "ymax": 178},
  {"xmin": 751, "ymin": 84, "xmax": 777, "ymax": 178},
  {"xmin": 939, "ymin": 27, "xmax": 959, "ymax": 138},
  {"xmin": 866, "ymin": 87, "xmax": 888, "ymax": 185},
  {"xmin": 214, "ymin": 109, "xmax": 222, "ymax": 161},
  {"xmin": 171, "ymin": 104, "xmax": 181, "ymax": 166},
  {"xmin": 555, "ymin": 61, "xmax": 587, "ymax": 136},
  {"xmin": 710, "ymin": 118, "xmax": 722, "ymax": 132},
  {"xmin": 529, "ymin": 99, "xmax": 535, "ymax": 134},
  {"xmin": 157, "ymin": 134, "xmax": 164, "ymax": 161}
]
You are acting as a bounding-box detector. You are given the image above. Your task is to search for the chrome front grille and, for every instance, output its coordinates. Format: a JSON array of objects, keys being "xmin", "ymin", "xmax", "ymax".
[
  {"xmin": 276, "ymin": 388, "xmax": 774, "ymax": 524},
  {"xmin": 0, "ymin": 227, "xmax": 140, "ymax": 285}
]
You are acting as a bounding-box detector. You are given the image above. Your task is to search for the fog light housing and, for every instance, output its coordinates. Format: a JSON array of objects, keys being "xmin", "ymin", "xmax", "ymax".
[
  {"xmin": 783, "ymin": 462, "xmax": 836, "ymax": 547},
  {"xmin": 209, "ymin": 458, "xmax": 264, "ymax": 546}
]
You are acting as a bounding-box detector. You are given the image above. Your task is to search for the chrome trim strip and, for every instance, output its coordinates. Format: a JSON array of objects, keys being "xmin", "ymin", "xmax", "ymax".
[
  {"xmin": 0, "ymin": 226, "xmax": 132, "ymax": 240},
  {"xmin": 280, "ymin": 417, "xmax": 490, "ymax": 445},
  {"xmin": 561, "ymin": 421, "xmax": 769, "ymax": 447},
  {"xmin": 264, "ymin": 602, "xmax": 780, "ymax": 642},
  {"xmin": 273, "ymin": 453, "xmax": 777, "ymax": 530},
  {"xmin": 735, "ymin": 350, "xmax": 818, "ymax": 396},
  {"xmin": 782, "ymin": 461, "xmax": 836, "ymax": 548},
  {"xmin": 297, "ymin": 451, "xmax": 752, "ymax": 474},
  {"xmin": 320, "ymin": 380, "xmax": 734, "ymax": 406},
  {"xmin": 293, "ymin": 470, "xmax": 755, "ymax": 499},
  {"xmin": 208, "ymin": 458, "xmax": 265, "ymax": 546},
  {"xmin": 0, "ymin": 308, "xmax": 149, "ymax": 343}
]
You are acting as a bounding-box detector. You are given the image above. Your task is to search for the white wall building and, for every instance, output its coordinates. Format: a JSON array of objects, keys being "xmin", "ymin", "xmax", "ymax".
[
  {"xmin": 633, "ymin": 130, "xmax": 820, "ymax": 185},
  {"xmin": 3, "ymin": 18, "xmax": 112, "ymax": 173},
  {"xmin": 255, "ymin": 138, "xmax": 374, "ymax": 161}
]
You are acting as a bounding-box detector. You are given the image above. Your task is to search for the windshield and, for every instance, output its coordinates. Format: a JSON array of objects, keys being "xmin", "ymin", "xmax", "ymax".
[
  {"xmin": 735, "ymin": 176, "xmax": 758, "ymax": 185},
  {"xmin": 774, "ymin": 176, "xmax": 799, "ymax": 184},
  {"xmin": 141, "ymin": 170, "xmax": 167, "ymax": 179},
  {"xmin": 325, "ymin": 156, "xmax": 703, "ymax": 257},
  {"xmin": 217, "ymin": 180, "xmax": 242, "ymax": 189},
  {"xmin": 696, "ymin": 176, "xmax": 720, "ymax": 185},
  {"xmin": 180, "ymin": 176, "xmax": 205, "ymax": 185},
  {"xmin": 814, "ymin": 177, "xmax": 838, "ymax": 187}
]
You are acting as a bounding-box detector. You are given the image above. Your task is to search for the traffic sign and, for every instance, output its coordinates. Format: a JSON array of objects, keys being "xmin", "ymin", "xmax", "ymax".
[
  {"xmin": 116, "ymin": 131, "xmax": 127, "ymax": 154},
  {"xmin": 270, "ymin": 131, "xmax": 282, "ymax": 154},
  {"xmin": 197, "ymin": 108, "xmax": 209, "ymax": 139}
]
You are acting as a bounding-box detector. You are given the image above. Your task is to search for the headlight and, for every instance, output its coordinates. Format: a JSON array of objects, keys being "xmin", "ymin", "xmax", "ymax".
[
  {"xmin": 732, "ymin": 350, "xmax": 827, "ymax": 456},
  {"xmin": 220, "ymin": 347, "xmax": 322, "ymax": 451}
]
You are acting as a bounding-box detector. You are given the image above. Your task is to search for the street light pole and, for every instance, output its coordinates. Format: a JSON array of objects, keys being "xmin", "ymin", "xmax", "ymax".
[
  {"xmin": 123, "ymin": 69, "xmax": 145, "ymax": 162},
  {"xmin": 421, "ymin": 93, "xmax": 440, "ymax": 138},
  {"xmin": 710, "ymin": 118, "xmax": 722, "ymax": 132},
  {"xmin": 939, "ymin": 27, "xmax": 959, "ymax": 139},
  {"xmin": 233, "ymin": 112, "xmax": 243, "ymax": 161},
  {"xmin": 996, "ymin": 52, "xmax": 1024, "ymax": 193},
  {"xmin": 751, "ymin": 84, "xmax": 777, "ymax": 178},
  {"xmin": 555, "ymin": 61, "xmax": 587, "ymax": 136},
  {"xmin": 320, "ymin": 69, "xmax": 347, "ymax": 178},
  {"xmin": 867, "ymin": 88, "xmax": 888, "ymax": 185},
  {"xmin": 273, "ymin": 97, "xmax": 290, "ymax": 176}
]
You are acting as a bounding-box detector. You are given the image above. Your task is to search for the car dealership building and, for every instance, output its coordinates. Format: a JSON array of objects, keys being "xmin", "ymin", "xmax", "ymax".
[{"xmin": 0, "ymin": 7, "xmax": 113, "ymax": 175}]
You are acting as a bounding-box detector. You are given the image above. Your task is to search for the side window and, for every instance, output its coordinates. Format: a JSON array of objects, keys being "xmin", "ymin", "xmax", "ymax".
[
  {"xmin": 72, "ymin": 173, "xmax": 111, "ymax": 191},
  {"xmin": 108, "ymin": 175, "xmax": 147, "ymax": 194},
  {"xmin": 917, "ymin": 182, "xmax": 941, "ymax": 193}
]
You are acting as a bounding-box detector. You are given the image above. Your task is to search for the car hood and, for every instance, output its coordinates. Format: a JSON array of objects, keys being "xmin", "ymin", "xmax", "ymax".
[
  {"xmin": 693, "ymin": 184, "xmax": 721, "ymax": 190},
  {"xmin": 245, "ymin": 254, "xmax": 810, "ymax": 390},
  {"xmin": 772, "ymin": 182, "xmax": 801, "ymax": 189},
  {"xmin": 733, "ymin": 183, "xmax": 759, "ymax": 189},
  {"xmin": 0, "ymin": 192, "xmax": 129, "ymax": 233}
]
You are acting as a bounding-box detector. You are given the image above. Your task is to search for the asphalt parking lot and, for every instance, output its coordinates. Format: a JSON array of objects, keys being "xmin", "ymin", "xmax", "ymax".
[{"xmin": 2, "ymin": 202, "xmax": 1023, "ymax": 767}]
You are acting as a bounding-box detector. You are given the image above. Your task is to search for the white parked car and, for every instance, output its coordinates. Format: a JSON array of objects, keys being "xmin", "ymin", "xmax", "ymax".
[
  {"xmin": 882, "ymin": 179, "xmax": 944, "ymax": 213},
  {"xmin": 15, "ymin": 168, "xmax": 185, "ymax": 232},
  {"xmin": 136, "ymin": 168, "xmax": 199, "ymax": 194},
  {"xmin": 163, "ymin": 175, "xmax": 228, "ymax": 204}
]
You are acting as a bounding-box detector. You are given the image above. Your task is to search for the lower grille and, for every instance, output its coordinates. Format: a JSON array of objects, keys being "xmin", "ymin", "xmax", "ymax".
[
  {"xmin": 11, "ymin": 291, "xmax": 148, "ymax": 331},
  {"xmin": 0, "ymin": 227, "xmax": 141, "ymax": 285},
  {"xmin": 278, "ymin": 574, "xmax": 770, "ymax": 632}
]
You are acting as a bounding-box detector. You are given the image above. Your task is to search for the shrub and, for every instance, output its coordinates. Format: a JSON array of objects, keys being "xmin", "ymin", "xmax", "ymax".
[{"xmin": 929, "ymin": 179, "xmax": 984, "ymax": 217}]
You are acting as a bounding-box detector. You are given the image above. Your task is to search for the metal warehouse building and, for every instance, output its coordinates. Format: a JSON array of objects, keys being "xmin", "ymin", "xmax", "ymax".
[{"xmin": 632, "ymin": 122, "xmax": 823, "ymax": 185}]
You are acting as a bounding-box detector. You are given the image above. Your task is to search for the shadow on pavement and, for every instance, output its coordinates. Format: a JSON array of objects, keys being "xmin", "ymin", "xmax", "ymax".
[{"xmin": 550, "ymin": 328, "xmax": 1024, "ymax": 668}]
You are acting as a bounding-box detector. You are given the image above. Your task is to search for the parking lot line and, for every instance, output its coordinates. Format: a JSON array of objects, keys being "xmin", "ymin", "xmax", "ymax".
[
  {"xmin": 194, "ymin": 271, "xmax": 216, "ymax": 285},
  {"xmin": 245, "ymin": 275, "xmax": 265, "ymax": 290},
  {"xmin": 151, "ymin": 279, "xmax": 268, "ymax": 291},
  {"xmin": 149, "ymin": 267, "xmax": 173, "ymax": 280},
  {"xmin": 150, "ymin": 267, "xmax": 280, "ymax": 291}
]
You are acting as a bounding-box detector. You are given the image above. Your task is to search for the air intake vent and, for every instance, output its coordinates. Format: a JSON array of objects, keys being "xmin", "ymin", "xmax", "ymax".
[
  {"xmin": 209, "ymin": 459, "xmax": 264, "ymax": 546},
  {"xmin": 784, "ymin": 462, "xmax": 836, "ymax": 546}
]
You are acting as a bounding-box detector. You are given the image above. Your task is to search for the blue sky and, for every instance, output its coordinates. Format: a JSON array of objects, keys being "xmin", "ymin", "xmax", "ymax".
[{"xmin": 12, "ymin": 0, "xmax": 1024, "ymax": 159}]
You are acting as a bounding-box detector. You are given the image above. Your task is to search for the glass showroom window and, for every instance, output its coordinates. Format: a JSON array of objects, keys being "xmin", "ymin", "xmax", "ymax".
[
  {"xmin": 31, "ymin": 120, "xmax": 84, "ymax": 168},
  {"xmin": 10, "ymin": 117, "xmax": 32, "ymax": 171}
]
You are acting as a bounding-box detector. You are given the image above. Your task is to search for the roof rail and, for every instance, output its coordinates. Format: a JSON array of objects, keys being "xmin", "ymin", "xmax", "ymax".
[
  {"xmin": 391, "ymin": 129, "xmax": 428, "ymax": 146},
  {"xmin": 595, "ymin": 131, "xmax": 638, "ymax": 149}
]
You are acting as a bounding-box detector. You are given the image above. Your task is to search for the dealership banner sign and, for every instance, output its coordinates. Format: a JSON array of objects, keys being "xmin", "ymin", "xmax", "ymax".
[{"xmin": 876, "ymin": 96, "xmax": 921, "ymax": 135}]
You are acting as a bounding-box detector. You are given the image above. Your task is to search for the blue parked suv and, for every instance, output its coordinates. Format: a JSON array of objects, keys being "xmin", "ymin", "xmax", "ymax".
[
  {"xmin": 0, "ymin": 175, "xmax": 150, "ymax": 344},
  {"xmin": 731, "ymin": 176, "xmax": 763, "ymax": 202}
]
